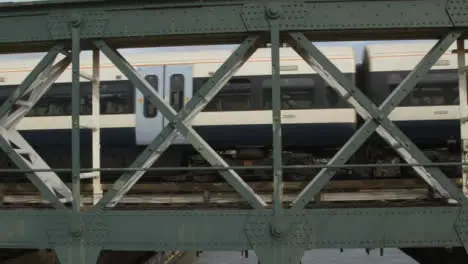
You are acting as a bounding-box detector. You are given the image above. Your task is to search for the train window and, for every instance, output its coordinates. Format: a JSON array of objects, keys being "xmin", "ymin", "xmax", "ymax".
[
  {"xmin": 323, "ymin": 85, "xmax": 351, "ymax": 108},
  {"xmin": 26, "ymin": 83, "xmax": 91, "ymax": 117},
  {"xmin": 414, "ymin": 84, "xmax": 458, "ymax": 106},
  {"xmin": 27, "ymin": 97, "xmax": 91, "ymax": 116},
  {"xmin": 387, "ymin": 72, "xmax": 464, "ymax": 106},
  {"xmin": 143, "ymin": 75, "xmax": 158, "ymax": 118},
  {"xmin": 99, "ymin": 81, "xmax": 133, "ymax": 115},
  {"xmin": 202, "ymin": 78, "xmax": 252, "ymax": 111},
  {"xmin": 390, "ymin": 82, "xmax": 458, "ymax": 106},
  {"xmin": 261, "ymin": 77, "xmax": 315, "ymax": 109},
  {"xmin": 6, "ymin": 80, "xmax": 133, "ymax": 117},
  {"xmin": 325, "ymin": 86, "xmax": 340, "ymax": 107},
  {"xmin": 170, "ymin": 74, "xmax": 184, "ymax": 112}
]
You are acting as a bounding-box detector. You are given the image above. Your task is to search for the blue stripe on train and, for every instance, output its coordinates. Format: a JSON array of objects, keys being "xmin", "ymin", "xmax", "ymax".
[
  {"xmin": 393, "ymin": 119, "xmax": 460, "ymax": 147},
  {"xmin": 19, "ymin": 123, "xmax": 357, "ymax": 149},
  {"xmin": 20, "ymin": 128, "xmax": 136, "ymax": 148},
  {"xmin": 192, "ymin": 123, "xmax": 357, "ymax": 149},
  {"xmin": 18, "ymin": 120, "xmax": 458, "ymax": 149}
]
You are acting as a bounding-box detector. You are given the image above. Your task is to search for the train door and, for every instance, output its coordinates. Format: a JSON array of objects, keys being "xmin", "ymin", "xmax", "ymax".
[
  {"xmin": 163, "ymin": 65, "xmax": 193, "ymax": 144},
  {"xmin": 135, "ymin": 66, "xmax": 164, "ymax": 145}
]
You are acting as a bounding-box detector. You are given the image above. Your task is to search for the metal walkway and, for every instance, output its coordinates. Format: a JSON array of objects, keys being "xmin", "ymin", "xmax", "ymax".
[{"xmin": 0, "ymin": 0, "xmax": 468, "ymax": 263}]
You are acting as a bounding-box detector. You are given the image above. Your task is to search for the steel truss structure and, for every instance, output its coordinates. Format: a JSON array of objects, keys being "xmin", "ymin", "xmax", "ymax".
[{"xmin": 1, "ymin": 0, "xmax": 468, "ymax": 264}]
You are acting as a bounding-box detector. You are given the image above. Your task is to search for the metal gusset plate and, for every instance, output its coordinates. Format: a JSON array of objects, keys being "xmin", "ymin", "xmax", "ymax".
[
  {"xmin": 0, "ymin": 46, "xmax": 72, "ymax": 209},
  {"xmin": 49, "ymin": 211, "xmax": 108, "ymax": 263},
  {"xmin": 285, "ymin": 32, "xmax": 463, "ymax": 210},
  {"xmin": 245, "ymin": 211, "xmax": 307, "ymax": 264},
  {"xmin": 91, "ymin": 37, "xmax": 267, "ymax": 210},
  {"xmin": 52, "ymin": 213, "xmax": 106, "ymax": 264},
  {"xmin": 55, "ymin": 246, "xmax": 101, "ymax": 264}
]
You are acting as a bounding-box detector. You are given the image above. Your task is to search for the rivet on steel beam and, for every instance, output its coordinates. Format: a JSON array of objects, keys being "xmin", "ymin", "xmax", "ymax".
[
  {"xmin": 266, "ymin": 3, "xmax": 282, "ymax": 19},
  {"xmin": 269, "ymin": 222, "xmax": 282, "ymax": 240},
  {"xmin": 71, "ymin": 15, "xmax": 82, "ymax": 28},
  {"xmin": 69, "ymin": 226, "xmax": 83, "ymax": 238}
]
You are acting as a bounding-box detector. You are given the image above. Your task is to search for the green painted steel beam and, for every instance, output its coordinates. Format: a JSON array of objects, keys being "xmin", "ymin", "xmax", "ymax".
[
  {"xmin": 0, "ymin": 0, "xmax": 466, "ymax": 52},
  {"xmin": 269, "ymin": 12, "xmax": 283, "ymax": 217},
  {"xmin": 71, "ymin": 15, "xmax": 81, "ymax": 213},
  {"xmin": 0, "ymin": 206, "xmax": 465, "ymax": 251}
]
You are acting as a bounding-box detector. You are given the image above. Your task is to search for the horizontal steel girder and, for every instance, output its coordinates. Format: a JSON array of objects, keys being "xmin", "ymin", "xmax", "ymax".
[
  {"xmin": 0, "ymin": 0, "xmax": 467, "ymax": 51},
  {"xmin": 0, "ymin": 206, "xmax": 465, "ymax": 251}
]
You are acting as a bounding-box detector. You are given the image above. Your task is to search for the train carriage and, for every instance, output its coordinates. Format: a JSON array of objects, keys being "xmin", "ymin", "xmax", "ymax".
[
  {"xmin": 361, "ymin": 41, "xmax": 468, "ymax": 147},
  {"xmin": 0, "ymin": 45, "xmax": 357, "ymax": 149},
  {"xmin": 360, "ymin": 41, "xmax": 468, "ymax": 178},
  {"xmin": 176, "ymin": 45, "xmax": 357, "ymax": 150},
  {"xmin": 0, "ymin": 45, "xmax": 358, "ymax": 182}
]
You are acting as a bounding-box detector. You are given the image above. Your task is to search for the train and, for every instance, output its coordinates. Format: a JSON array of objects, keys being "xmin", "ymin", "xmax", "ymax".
[{"xmin": 0, "ymin": 40, "xmax": 463, "ymax": 183}]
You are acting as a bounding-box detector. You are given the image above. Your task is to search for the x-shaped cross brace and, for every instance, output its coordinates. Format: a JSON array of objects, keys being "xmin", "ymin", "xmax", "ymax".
[
  {"xmin": 286, "ymin": 32, "xmax": 465, "ymax": 211},
  {"xmin": 90, "ymin": 37, "xmax": 268, "ymax": 210}
]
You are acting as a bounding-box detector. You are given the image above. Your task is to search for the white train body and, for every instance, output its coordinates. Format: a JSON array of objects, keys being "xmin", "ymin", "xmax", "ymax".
[
  {"xmin": 0, "ymin": 41, "xmax": 463, "ymax": 181},
  {"xmin": 362, "ymin": 41, "xmax": 468, "ymax": 147},
  {"xmin": 0, "ymin": 45, "xmax": 357, "ymax": 151}
]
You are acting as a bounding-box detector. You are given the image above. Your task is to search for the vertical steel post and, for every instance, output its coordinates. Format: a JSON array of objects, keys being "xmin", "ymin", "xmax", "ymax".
[
  {"xmin": 92, "ymin": 49, "xmax": 102, "ymax": 205},
  {"xmin": 270, "ymin": 20, "xmax": 283, "ymax": 213},
  {"xmin": 457, "ymin": 38, "xmax": 468, "ymax": 197},
  {"xmin": 55, "ymin": 15, "xmax": 92, "ymax": 264},
  {"xmin": 71, "ymin": 18, "xmax": 81, "ymax": 212}
]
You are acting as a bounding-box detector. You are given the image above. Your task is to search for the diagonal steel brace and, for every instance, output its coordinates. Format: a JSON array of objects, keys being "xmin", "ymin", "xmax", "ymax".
[
  {"xmin": 91, "ymin": 37, "xmax": 267, "ymax": 210},
  {"xmin": 286, "ymin": 32, "xmax": 463, "ymax": 210},
  {"xmin": 0, "ymin": 48, "xmax": 72, "ymax": 209},
  {"xmin": 1, "ymin": 58, "xmax": 71, "ymax": 130},
  {"xmin": 0, "ymin": 59, "xmax": 57, "ymax": 129},
  {"xmin": 0, "ymin": 57, "xmax": 72, "ymax": 201},
  {"xmin": 0, "ymin": 45, "xmax": 63, "ymax": 119}
]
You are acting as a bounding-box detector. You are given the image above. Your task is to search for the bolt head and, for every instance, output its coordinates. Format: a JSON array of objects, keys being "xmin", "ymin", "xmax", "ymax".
[
  {"xmin": 70, "ymin": 229, "xmax": 82, "ymax": 238},
  {"xmin": 69, "ymin": 224, "xmax": 83, "ymax": 238},
  {"xmin": 71, "ymin": 16, "xmax": 81, "ymax": 28},
  {"xmin": 266, "ymin": 4, "xmax": 282, "ymax": 19},
  {"xmin": 269, "ymin": 222, "xmax": 283, "ymax": 240}
]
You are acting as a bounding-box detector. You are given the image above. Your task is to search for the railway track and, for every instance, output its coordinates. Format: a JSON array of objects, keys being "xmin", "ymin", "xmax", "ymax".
[{"xmin": 0, "ymin": 178, "xmax": 458, "ymax": 193}]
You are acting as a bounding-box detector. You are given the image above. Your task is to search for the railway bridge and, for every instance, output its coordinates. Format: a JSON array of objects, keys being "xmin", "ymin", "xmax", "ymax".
[{"xmin": 0, "ymin": 0, "xmax": 468, "ymax": 263}]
